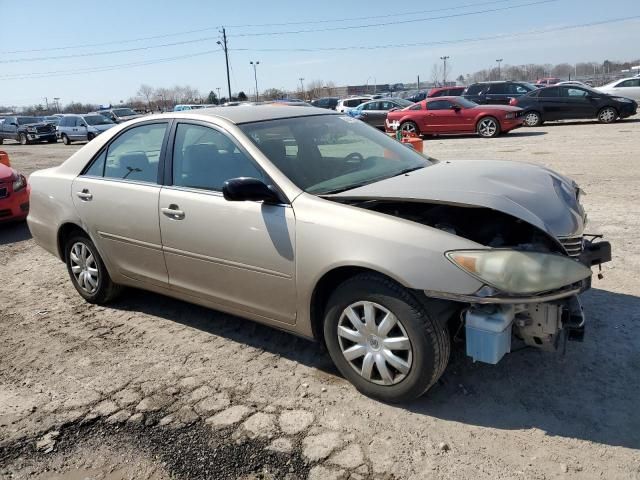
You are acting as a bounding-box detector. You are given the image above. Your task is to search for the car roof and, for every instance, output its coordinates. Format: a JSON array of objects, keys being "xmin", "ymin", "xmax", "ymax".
[{"xmin": 170, "ymin": 105, "xmax": 336, "ymax": 124}]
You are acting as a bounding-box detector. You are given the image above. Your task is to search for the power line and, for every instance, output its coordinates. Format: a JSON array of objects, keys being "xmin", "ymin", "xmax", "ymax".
[
  {"xmin": 229, "ymin": 0, "xmax": 557, "ymax": 37},
  {"xmin": 226, "ymin": 0, "xmax": 513, "ymax": 27},
  {"xmin": 1, "ymin": 16, "xmax": 637, "ymax": 81},
  {"xmin": 0, "ymin": 0, "xmax": 522, "ymax": 55}
]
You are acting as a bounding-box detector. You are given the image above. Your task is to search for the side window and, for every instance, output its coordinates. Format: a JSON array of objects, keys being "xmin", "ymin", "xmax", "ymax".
[
  {"xmin": 488, "ymin": 83, "xmax": 507, "ymax": 94},
  {"xmin": 427, "ymin": 100, "xmax": 452, "ymax": 110},
  {"xmin": 539, "ymin": 87, "xmax": 560, "ymax": 98},
  {"xmin": 172, "ymin": 123, "xmax": 264, "ymax": 191},
  {"xmin": 84, "ymin": 150, "xmax": 106, "ymax": 177},
  {"xmin": 617, "ymin": 79, "xmax": 640, "ymax": 88},
  {"xmin": 561, "ymin": 87, "xmax": 588, "ymax": 97},
  {"xmin": 380, "ymin": 101, "xmax": 393, "ymax": 110},
  {"xmin": 360, "ymin": 102, "xmax": 374, "ymax": 111},
  {"xmin": 73, "ymin": 117, "xmax": 82, "ymax": 127},
  {"xmin": 104, "ymin": 123, "xmax": 167, "ymax": 183},
  {"xmin": 509, "ymin": 84, "xmax": 529, "ymax": 94},
  {"xmin": 465, "ymin": 85, "xmax": 483, "ymax": 95},
  {"xmin": 58, "ymin": 117, "xmax": 67, "ymax": 127}
]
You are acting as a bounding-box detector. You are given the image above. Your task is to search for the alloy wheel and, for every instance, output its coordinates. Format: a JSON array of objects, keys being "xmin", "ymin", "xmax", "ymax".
[
  {"xmin": 599, "ymin": 108, "xmax": 616, "ymax": 123},
  {"xmin": 478, "ymin": 118, "xmax": 498, "ymax": 137},
  {"xmin": 337, "ymin": 301, "xmax": 413, "ymax": 386},
  {"xmin": 400, "ymin": 122, "xmax": 417, "ymax": 134},
  {"xmin": 69, "ymin": 242, "xmax": 100, "ymax": 294},
  {"xmin": 524, "ymin": 112, "xmax": 540, "ymax": 127}
]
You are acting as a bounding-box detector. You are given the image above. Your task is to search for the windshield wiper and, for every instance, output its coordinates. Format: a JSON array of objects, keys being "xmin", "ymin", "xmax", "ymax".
[
  {"xmin": 320, "ymin": 181, "xmax": 377, "ymax": 195},
  {"xmin": 389, "ymin": 166, "xmax": 425, "ymax": 178}
]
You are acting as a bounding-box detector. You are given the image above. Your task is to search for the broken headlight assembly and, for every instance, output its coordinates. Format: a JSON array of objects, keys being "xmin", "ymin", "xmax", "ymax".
[{"xmin": 446, "ymin": 250, "xmax": 592, "ymax": 295}]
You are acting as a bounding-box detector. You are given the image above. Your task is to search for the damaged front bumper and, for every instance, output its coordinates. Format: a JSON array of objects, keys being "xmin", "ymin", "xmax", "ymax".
[{"xmin": 425, "ymin": 237, "xmax": 612, "ymax": 364}]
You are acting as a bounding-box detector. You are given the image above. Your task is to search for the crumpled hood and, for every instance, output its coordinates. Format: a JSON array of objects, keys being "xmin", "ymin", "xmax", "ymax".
[{"xmin": 331, "ymin": 160, "xmax": 585, "ymax": 238}]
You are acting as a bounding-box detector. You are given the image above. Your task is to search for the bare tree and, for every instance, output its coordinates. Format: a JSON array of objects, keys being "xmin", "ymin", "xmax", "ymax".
[
  {"xmin": 431, "ymin": 64, "xmax": 442, "ymax": 86},
  {"xmin": 137, "ymin": 84, "xmax": 155, "ymax": 108}
]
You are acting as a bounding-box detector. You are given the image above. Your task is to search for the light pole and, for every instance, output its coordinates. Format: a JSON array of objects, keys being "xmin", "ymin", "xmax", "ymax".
[
  {"xmin": 440, "ymin": 56, "xmax": 450, "ymax": 85},
  {"xmin": 496, "ymin": 58, "xmax": 503, "ymax": 80},
  {"xmin": 299, "ymin": 77, "xmax": 305, "ymax": 100},
  {"xmin": 250, "ymin": 61, "xmax": 260, "ymax": 102},
  {"xmin": 53, "ymin": 97, "xmax": 60, "ymax": 113}
]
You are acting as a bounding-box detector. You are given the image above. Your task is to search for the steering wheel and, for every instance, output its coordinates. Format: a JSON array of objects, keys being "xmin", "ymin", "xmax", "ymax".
[{"xmin": 345, "ymin": 152, "xmax": 364, "ymax": 163}]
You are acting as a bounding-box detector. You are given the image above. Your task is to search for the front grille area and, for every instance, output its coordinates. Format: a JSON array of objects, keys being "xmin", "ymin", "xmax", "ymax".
[
  {"xmin": 559, "ymin": 236, "xmax": 584, "ymax": 258},
  {"xmin": 0, "ymin": 209, "xmax": 11, "ymax": 218},
  {"xmin": 0, "ymin": 187, "xmax": 7, "ymax": 199},
  {"xmin": 36, "ymin": 125, "xmax": 54, "ymax": 134}
]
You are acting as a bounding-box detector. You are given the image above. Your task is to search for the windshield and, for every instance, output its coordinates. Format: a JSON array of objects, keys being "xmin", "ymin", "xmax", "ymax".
[
  {"xmin": 454, "ymin": 98, "xmax": 479, "ymax": 109},
  {"xmin": 240, "ymin": 114, "xmax": 433, "ymax": 195},
  {"xmin": 112, "ymin": 108, "xmax": 137, "ymax": 117},
  {"xmin": 84, "ymin": 115, "xmax": 114, "ymax": 126},
  {"xmin": 17, "ymin": 117, "xmax": 41, "ymax": 125}
]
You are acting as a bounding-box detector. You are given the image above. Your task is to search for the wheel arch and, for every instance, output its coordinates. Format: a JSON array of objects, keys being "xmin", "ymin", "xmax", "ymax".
[
  {"xmin": 309, "ymin": 265, "xmax": 407, "ymax": 344},
  {"xmin": 57, "ymin": 222, "xmax": 88, "ymax": 261}
]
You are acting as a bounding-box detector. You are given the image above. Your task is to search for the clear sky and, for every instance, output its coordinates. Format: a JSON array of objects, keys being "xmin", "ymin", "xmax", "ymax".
[{"xmin": 1, "ymin": 0, "xmax": 639, "ymax": 107}]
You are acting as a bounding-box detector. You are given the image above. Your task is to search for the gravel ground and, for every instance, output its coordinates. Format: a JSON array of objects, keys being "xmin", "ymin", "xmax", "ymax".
[{"xmin": 1, "ymin": 117, "xmax": 639, "ymax": 480}]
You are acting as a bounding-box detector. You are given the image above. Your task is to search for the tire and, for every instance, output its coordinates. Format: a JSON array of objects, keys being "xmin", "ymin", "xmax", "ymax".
[
  {"xmin": 597, "ymin": 107, "xmax": 617, "ymax": 124},
  {"xmin": 523, "ymin": 111, "xmax": 542, "ymax": 127},
  {"xmin": 476, "ymin": 116, "xmax": 500, "ymax": 138},
  {"xmin": 19, "ymin": 133, "xmax": 29, "ymax": 145},
  {"xmin": 399, "ymin": 121, "xmax": 420, "ymax": 136},
  {"xmin": 87, "ymin": 133, "xmax": 95, "ymax": 141},
  {"xmin": 323, "ymin": 273, "xmax": 450, "ymax": 403},
  {"xmin": 62, "ymin": 134, "xmax": 71, "ymax": 145},
  {"xmin": 64, "ymin": 233, "xmax": 122, "ymax": 304},
  {"xmin": 0, "ymin": 138, "xmax": 3, "ymax": 145}
]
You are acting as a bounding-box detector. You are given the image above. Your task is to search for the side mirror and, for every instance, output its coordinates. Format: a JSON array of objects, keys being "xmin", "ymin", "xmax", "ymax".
[
  {"xmin": 10, "ymin": 122, "xmax": 17, "ymax": 126},
  {"xmin": 223, "ymin": 177, "xmax": 282, "ymax": 203}
]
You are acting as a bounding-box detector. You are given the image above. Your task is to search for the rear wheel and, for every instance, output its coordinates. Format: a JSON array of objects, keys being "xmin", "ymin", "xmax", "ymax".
[
  {"xmin": 323, "ymin": 273, "xmax": 450, "ymax": 403},
  {"xmin": 65, "ymin": 234, "xmax": 122, "ymax": 304},
  {"xmin": 597, "ymin": 107, "xmax": 617, "ymax": 124},
  {"xmin": 399, "ymin": 121, "xmax": 420, "ymax": 136},
  {"xmin": 62, "ymin": 134, "xmax": 71, "ymax": 145},
  {"xmin": 19, "ymin": 133, "xmax": 29, "ymax": 145},
  {"xmin": 476, "ymin": 116, "xmax": 500, "ymax": 138},
  {"xmin": 523, "ymin": 111, "xmax": 542, "ymax": 127}
]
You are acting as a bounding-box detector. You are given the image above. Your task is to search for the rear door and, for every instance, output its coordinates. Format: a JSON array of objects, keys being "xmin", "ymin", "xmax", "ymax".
[
  {"xmin": 537, "ymin": 87, "xmax": 563, "ymax": 120},
  {"xmin": 158, "ymin": 121, "xmax": 297, "ymax": 324},
  {"xmin": 72, "ymin": 121, "xmax": 170, "ymax": 286}
]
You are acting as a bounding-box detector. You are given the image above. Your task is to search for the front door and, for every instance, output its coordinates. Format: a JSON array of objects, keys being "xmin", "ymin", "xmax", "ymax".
[
  {"xmin": 425, "ymin": 100, "xmax": 466, "ymax": 132},
  {"xmin": 72, "ymin": 121, "xmax": 170, "ymax": 286},
  {"xmin": 559, "ymin": 86, "xmax": 597, "ymax": 119},
  {"xmin": 158, "ymin": 121, "xmax": 297, "ymax": 324}
]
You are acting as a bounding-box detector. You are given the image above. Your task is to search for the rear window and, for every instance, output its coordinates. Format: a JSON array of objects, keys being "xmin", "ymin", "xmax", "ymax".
[{"xmin": 464, "ymin": 84, "xmax": 485, "ymax": 95}]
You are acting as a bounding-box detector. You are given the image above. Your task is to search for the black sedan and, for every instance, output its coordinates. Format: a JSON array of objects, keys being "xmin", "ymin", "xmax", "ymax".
[
  {"xmin": 511, "ymin": 85, "xmax": 638, "ymax": 126},
  {"xmin": 347, "ymin": 98, "xmax": 414, "ymax": 128}
]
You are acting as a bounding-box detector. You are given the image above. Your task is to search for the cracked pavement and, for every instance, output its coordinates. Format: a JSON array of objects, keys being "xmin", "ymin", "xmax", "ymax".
[{"xmin": 1, "ymin": 118, "xmax": 640, "ymax": 479}]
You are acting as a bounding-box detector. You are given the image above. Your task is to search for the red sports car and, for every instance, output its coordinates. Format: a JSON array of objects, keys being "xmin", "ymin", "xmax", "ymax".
[
  {"xmin": 385, "ymin": 97, "xmax": 524, "ymax": 138},
  {"xmin": 0, "ymin": 156, "xmax": 30, "ymax": 222}
]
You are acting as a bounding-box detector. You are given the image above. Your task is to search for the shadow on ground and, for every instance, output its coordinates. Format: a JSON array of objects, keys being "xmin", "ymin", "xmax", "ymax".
[
  {"xmin": 110, "ymin": 284, "xmax": 640, "ymax": 450},
  {"xmin": 425, "ymin": 131, "xmax": 547, "ymax": 140},
  {"xmin": 0, "ymin": 220, "xmax": 31, "ymax": 246}
]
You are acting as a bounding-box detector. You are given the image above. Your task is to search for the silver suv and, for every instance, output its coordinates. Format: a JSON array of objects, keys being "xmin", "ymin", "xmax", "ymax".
[{"xmin": 57, "ymin": 114, "xmax": 116, "ymax": 144}]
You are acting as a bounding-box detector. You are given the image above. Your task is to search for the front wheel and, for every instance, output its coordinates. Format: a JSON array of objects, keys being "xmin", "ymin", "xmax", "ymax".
[
  {"xmin": 87, "ymin": 132, "xmax": 95, "ymax": 141},
  {"xmin": 62, "ymin": 134, "xmax": 71, "ymax": 145},
  {"xmin": 523, "ymin": 111, "xmax": 542, "ymax": 127},
  {"xmin": 476, "ymin": 117, "xmax": 500, "ymax": 137},
  {"xmin": 19, "ymin": 133, "xmax": 29, "ymax": 145},
  {"xmin": 597, "ymin": 107, "xmax": 617, "ymax": 124},
  {"xmin": 399, "ymin": 121, "xmax": 420, "ymax": 136},
  {"xmin": 65, "ymin": 234, "xmax": 122, "ymax": 304},
  {"xmin": 323, "ymin": 273, "xmax": 450, "ymax": 403}
]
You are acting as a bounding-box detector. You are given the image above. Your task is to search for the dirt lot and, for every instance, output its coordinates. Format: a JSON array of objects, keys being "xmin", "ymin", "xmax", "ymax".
[{"xmin": 1, "ymin": 118, "xmax": 639, "ymax": 480}]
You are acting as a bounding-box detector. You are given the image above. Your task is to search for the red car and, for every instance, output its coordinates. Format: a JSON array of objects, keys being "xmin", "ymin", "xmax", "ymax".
[
  {"xmin": 427, "ymin": 86, "xmax": 465, "ymax": 97},
  {"xmin": 385, "ymin": 97, "xmax": 524, "ymax": 138},
  {"xmin": 535, "ymin": 77, "xmax": 561, "ymax": 86},
  {"xmin": 0, "ymin": 154, "xmax": 30, "ymax": 222}
]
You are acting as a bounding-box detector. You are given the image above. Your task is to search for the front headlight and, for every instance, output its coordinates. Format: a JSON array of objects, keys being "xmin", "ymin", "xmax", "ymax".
[
  {"xmin": 26, "ymin": 127, "xmax": 37, "ymax": 133},
  {"xmin": 446, "ymin": 250, "xmax": 592, "ymax": 295},
  {"xmin": 12, "ymin": 173, "xmax": 27, "ymax": 192},
  {"xmin": 504, "ymin": 113, "xmax": 515, "ymax": 119}
]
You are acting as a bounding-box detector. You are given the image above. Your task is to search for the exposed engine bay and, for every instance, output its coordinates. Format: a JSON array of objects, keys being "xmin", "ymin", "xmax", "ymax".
[{"xmin": 344, "ymin": 200, "xmax": 564, "ymax": 254}]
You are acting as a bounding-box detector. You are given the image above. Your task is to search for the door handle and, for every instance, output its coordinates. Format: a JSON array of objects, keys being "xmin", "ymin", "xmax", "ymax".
[
  {"xmin": 76, "ymin": 189, "xmax": 93, "ymax": 200},
  {"xmin": 161, "ymin": 204, "xmax": 185, "ymax": 219}
]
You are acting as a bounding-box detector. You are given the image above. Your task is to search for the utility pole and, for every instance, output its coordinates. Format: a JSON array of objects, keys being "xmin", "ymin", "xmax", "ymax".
[
  {"xmin": 217, "ymin": 27, "xmax": 232, "ymax": 101},
  {"xmin": 496, "ymin": 58, "xmax": 503, "ymax": 80},
  {"xmin": 250, "ymin": 61, "xmax": 260, "ymax": 102},
  {"xmin": 53, "ymin": 97, "xmax": 60, "ymax": 113},
  {"xmin": 299, "ymin": 77, "xmax": 305, "ymax": 100},
  {"xmin": 43, "ymin": 97, "xmax": 49, "ymax": 111},
  {"xmin": 440, "ymin": 56, "xmax": 450, "ymax": 85}
]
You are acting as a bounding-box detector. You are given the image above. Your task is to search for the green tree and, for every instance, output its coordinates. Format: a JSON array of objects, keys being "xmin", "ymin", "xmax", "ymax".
[{"xmin": 206, "ymin": 90, "xmax": 218, "ymax": 104}]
